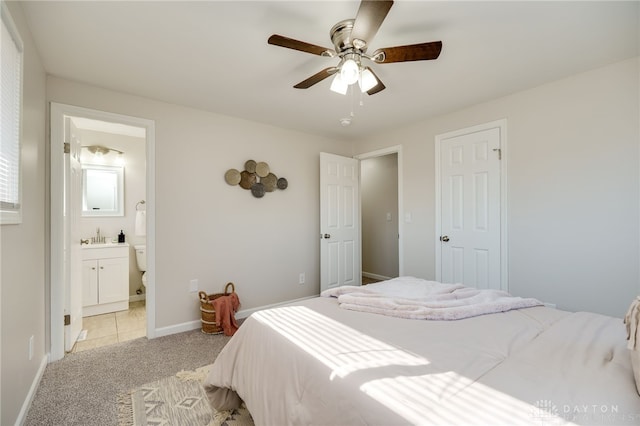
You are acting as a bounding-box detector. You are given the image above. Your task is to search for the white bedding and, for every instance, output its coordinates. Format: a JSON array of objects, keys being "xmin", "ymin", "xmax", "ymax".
[
  {"xmin": 204, "ymin": 281, "xmax": 640, "ymax": 425},
  {"xmin": 322, "ymin": 277, "xmax": 543, "ymax": 320}
]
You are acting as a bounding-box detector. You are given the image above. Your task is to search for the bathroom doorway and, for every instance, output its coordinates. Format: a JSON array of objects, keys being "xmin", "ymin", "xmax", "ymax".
[{"xmin": 50, "ymin": 103, "xmax": 156, "ymax": 361}]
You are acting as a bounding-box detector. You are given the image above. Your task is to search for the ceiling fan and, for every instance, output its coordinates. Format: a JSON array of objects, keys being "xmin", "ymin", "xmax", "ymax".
[{"xmin": 268, "ymin": 0, "xmax": 442, "ymax": 96}]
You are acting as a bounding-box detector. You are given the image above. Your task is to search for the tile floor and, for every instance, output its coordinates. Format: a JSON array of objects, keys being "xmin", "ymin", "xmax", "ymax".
[{"xmin": 71, "ymin": 301, "xmax": 146, "ymax": 353}]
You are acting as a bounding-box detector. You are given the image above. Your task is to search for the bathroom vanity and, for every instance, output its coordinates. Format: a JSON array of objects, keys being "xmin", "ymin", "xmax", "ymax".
[{"xmin": 82, "ymin": 243, "xmax": 130, "ymax": 317}]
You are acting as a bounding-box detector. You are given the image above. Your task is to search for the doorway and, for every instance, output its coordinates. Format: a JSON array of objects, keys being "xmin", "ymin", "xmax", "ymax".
[
  {"xmin": 360, "ymin": 153, "xmax": 399, "ymax": 282},
  {"xmin": 50, "ymin": 103, "xmax": 156, "ymax": 361},
  {"xmin": 356, "ymin": 145, "xmax": 403, "ymax": 283}
]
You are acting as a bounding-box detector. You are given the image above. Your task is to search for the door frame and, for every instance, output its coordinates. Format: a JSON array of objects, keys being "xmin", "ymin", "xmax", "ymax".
[
  {"xmin": 355, "ymin": 145, "xmax": 404, "ymax": 278},
  {"xmin": 434, "ymin": 119, "xmax": 508, "ymax": 291},
  {"xmin": 49, "ymin": 103, "xmax": 156, "ymax": 361}
]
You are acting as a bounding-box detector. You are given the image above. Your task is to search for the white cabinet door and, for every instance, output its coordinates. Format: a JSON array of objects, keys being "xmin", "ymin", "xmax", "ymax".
[
  {"xmin": 97, "ymin": 257, "xmax": 129, "ymax": 304},
  {"xmin": 82, "ymin": 260, "xmax": 99, "ymax": 306}
]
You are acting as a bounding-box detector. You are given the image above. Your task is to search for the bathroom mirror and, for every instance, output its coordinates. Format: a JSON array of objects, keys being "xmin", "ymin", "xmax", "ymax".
[{"xmin": 82, "ymin": 164, "xmax": 124, "ymax": 216}]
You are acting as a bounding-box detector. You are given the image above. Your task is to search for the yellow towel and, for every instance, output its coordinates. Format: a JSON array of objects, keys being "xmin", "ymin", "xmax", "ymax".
[{"xmin": 624, "ymin": 296, "xmax": 640, "ymax": 350}]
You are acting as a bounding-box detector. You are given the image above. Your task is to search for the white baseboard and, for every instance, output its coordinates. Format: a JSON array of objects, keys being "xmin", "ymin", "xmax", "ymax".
[
  {"xmin": 129, "ymin": 293, "xmax": 146, "ymax": 303},
  {"xmin": 153, "ymin": 295, "xmax": 318, "ymax": 338},
  {"xmin": 154, "ymin": 320, "xmax": 201, "ymax": 338},
  {"xmin": 16, "ymin": 354, "xmax": 48, "ymax": 426},
  {"xmin": 362, "ymin": 271, "xmax": 391, "ymax": 281}
]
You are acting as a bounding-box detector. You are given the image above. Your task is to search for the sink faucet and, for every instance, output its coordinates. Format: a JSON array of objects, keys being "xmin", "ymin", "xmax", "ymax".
[{"xmin": 91, "ymin": 227, "xmax": 105, "ymax": 244}]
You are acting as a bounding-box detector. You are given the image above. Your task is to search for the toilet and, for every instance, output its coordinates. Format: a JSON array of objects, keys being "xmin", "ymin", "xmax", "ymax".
[{"xmin": 134, "ymin": 244, "xmax": 147, "ymax": 287}]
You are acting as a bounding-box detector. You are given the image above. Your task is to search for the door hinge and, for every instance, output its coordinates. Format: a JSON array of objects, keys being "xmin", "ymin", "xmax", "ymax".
[
  {"xmin": 64, "ymin": 314, "xmax": 71, "ymax": 326},
  {"xmin": 492, "ymin": 148, "xmax": 501, "ymax": 160},
  {"xmin": 64, "ymin": 142, "xmax": 70, "ymax": 154}
]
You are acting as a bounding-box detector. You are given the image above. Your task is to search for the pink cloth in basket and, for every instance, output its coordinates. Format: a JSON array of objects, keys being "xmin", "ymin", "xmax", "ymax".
[{"xmin": 212, "ymin": 293, "xmax": 240, "ymax": 336}]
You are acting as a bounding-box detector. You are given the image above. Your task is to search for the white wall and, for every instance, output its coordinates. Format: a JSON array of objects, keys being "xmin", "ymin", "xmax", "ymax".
[
  {"xmin": 353, "ymin": 58, "xmax": 640, "ymax": 318},
  {"xmin": 46, "ymin": 76, "xmax": 352, "ymax": 329},
  {"xmin": 361, "ymin": 154, "xmax": 399, "ymax": 278},
  {"xmin": 77, "ymin": 129, "xmax": 147, "ymax": 296},
  {"xmin": 1, "ymin": 2, "xmax": 47, "ymax": 425}
]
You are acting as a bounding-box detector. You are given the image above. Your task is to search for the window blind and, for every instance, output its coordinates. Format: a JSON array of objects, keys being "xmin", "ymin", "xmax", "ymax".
[{"xmin": 0, "ymin": 4, "xmax": 23, "ymax": 223}]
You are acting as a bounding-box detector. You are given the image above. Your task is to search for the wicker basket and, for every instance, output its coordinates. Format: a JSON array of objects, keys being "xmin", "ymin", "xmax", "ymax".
[{"xmin": 198, "ymin": 282, "xmax": 235, "ymax": 334}]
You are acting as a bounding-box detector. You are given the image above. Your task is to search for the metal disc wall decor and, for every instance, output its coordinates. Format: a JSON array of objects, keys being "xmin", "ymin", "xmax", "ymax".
[
  {"xmin": 244, "ymin": 160, "xmax": 257, "ymax": 173},
  {"xmin": 251, "ymin": 182, "xmax": 265, "ymax": 198},
  {"xmin": 255, "ymin": 162, "xmax": 270, "ymax": 177},
  {"xmin": 261, "ymin": 173, "xmax": 277, "ymax": 192},
  {"xmin": 239, "ymin": 171, "xmax": 257, "ymax": 189},
  {"xmin": 277, "ymin": 177, "xmax": 288, "ymax": 190},
  {"xmin": 225, "ymin": 160, "xmax": 289, "ymax": 198},
  {"xmin": 224, "ymin": 169, "xmax": 241, "ymax": 185}
]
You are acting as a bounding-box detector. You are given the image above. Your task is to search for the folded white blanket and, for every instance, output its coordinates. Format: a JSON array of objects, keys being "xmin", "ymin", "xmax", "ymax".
[
  {"xmin": 625, "ymin": 296, "xmax": 640, "ymax": 350},
  {"xmin": 624, "ymin": 296, "xmax": 640, "ymax": 396},
  {"xmin": 321, "ymin": 277, "xmax": 542, "ymax": 320}
]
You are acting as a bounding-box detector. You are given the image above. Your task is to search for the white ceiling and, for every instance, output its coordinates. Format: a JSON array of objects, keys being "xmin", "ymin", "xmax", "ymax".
[
  {"xmin": 70, "ymin": 117, "xmax": 146, "ymax": 138},
  {"xmin": 20, "ymin": 1, "xmax": 639, "ymax": 140}
]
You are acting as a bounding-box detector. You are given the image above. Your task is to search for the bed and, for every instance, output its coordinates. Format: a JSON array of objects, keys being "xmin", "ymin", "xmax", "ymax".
[{"xmin": 203, "ymin": 277, "xmax": 640, "ymax": 425}]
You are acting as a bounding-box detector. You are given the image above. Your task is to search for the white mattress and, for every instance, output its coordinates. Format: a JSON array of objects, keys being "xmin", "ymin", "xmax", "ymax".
[{"xmin": 204, "ymin": 296, "xmax": 640, "ymax": 425}]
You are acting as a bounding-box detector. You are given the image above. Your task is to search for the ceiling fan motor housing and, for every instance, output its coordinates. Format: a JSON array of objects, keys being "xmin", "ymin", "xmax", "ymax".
[{"xmin": 330, "ymin": 19, "xmax": 363, "ymax": 54}]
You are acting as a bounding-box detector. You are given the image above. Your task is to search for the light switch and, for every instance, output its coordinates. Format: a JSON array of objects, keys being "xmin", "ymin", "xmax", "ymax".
[
  {"xmin": 386, "ymin": 212, "xmax": 392, "ymax": 221},
  {"xmin": 404, "ymin": 212, "xmax": 412, "ymax": 223}
]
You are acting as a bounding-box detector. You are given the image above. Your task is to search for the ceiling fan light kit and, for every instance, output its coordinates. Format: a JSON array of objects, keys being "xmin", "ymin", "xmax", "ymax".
[
  {"xmin": 339, "ymin": 58, "xmax": 360, "ymax": 85},
  {"xmin": 268, "ymin": 0, "xmax": 443, "ymax": 111},
  {"xmin": 359, "ymin": 68, "xmax": 378, "ymax": 92},
  {"xmin": 330, "ymin": 74, "xmax": 348, "ymax": 95}
]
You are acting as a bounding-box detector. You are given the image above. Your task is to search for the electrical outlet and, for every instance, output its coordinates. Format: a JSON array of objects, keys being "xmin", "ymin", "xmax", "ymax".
[
  {"xmin": 29, "ymin": 335, "xmax": 34, "ymax": 361},
  {"xmin": 299, "ymin": 273, "xmax": 305, "ymax": 285},
  {"xmin": 189, "ymin": 279, "xmax": 198, "ymax": 293}
]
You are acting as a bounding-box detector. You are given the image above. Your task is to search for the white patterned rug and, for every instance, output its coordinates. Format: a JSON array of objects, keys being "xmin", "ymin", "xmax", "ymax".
[{"xmin": 117, "ymin": 364, "xmax": 253, "ymax": 426}]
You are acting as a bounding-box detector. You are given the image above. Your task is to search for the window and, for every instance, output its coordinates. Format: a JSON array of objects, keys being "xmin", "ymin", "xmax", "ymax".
[{"xmin": 0, "ymin": 3, "xmax": 23, "ymax": 224}]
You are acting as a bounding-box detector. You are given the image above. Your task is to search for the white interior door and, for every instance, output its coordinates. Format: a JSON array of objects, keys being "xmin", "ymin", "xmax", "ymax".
[
  {"xmin": 320, "ymin": 152, "xmax": 360, "ymax": 292},
  {"xmin": 439, "ymin": 127, "xmax": 502, "ymax": 289},
  {"xmin": 64, "ymin": 117, "xmax": 83, "ymax": 352}
]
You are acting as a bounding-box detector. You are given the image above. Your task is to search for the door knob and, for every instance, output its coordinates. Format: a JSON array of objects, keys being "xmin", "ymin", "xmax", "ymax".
[
  {"xmin": 324, "ymin": 234, "xmax": 331, "ymax": 239},
  {"xmin": 440, "ymin": 235, "xmax": 450, "ymax": 242},
  {"xmin": 80, "ymin": 239, "xmax": 89, "ymax": 245}
]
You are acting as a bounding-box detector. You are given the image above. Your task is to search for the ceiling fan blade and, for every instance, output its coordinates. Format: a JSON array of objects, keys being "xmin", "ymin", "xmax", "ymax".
[
  {"xmin": 372, "ymin": 41, "xmax": 442, "ymax": 63},
  {"xmin": 351, "ymin": 1, "xmax": 394, "ymax": 49},
  {"xmin": 293, "ymin": 67, "xmax": 339, "ymax": 89},
  {"xmin": 268, "ymin": 34, "xmax": 336, "ymax": 57},
  {"xmin": 365, "ymin": 68, "xmax": 386, "ymax": 95}
]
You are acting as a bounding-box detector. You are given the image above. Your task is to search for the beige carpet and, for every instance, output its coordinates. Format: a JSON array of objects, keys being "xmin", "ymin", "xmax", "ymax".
[{"xmin": 118, "ymin": 364, "xmax": 253, "ymax": 426}]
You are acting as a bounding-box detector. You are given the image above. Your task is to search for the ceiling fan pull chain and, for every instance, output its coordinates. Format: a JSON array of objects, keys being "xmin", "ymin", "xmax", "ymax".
[{"xmin": 350, "ymin": 85, "xmax": 356, "ymax": 118}]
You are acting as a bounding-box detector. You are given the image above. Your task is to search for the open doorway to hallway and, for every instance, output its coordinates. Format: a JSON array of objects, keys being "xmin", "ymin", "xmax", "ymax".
[{"xmin": 360, "ymin": 151, "xmax": 400, "ymax": 283}]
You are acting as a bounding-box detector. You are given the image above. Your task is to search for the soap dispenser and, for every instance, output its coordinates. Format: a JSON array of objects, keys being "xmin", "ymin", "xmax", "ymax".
[{"xmin": 118, "ymin": 230, "xmax": 125, "ymax": 243}]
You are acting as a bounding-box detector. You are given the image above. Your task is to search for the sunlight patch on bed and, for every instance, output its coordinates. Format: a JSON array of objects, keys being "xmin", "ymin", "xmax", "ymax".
[
  {"xmin": 360, "ymin": 374, "xmax": 575, "ymax": 425},
  {"xmin": 253, "ymin": 305, "xmax": 576, "ymax": 425},
  {"xmin": 253, "ymin": 306, "xmax": 430, "ymax": 379}
]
